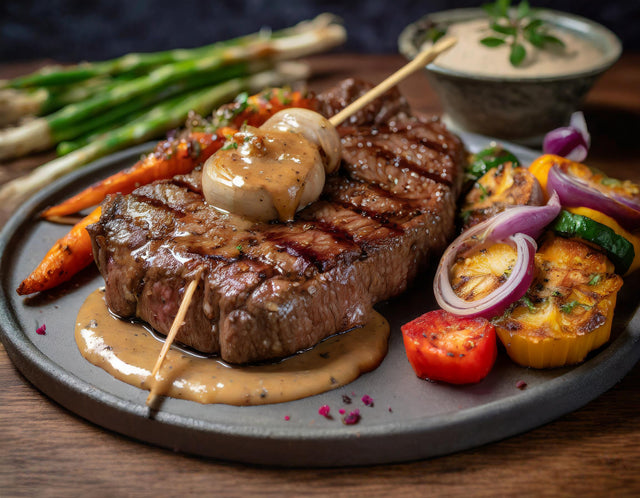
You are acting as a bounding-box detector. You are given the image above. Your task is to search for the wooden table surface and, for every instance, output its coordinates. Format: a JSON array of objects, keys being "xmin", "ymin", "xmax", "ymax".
[{"xmin": 1, "ymin": 53, "xmax": 640, "ymax": 496}]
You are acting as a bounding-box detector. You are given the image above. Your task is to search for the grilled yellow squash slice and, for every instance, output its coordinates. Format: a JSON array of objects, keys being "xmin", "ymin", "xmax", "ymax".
[
  {"xmin": 493, "ymin": 235, "xmax": 623, "ymax": 368},
  {"xmin": 461, "ymin": 162, "xmax": 543, "ymax": 230}
]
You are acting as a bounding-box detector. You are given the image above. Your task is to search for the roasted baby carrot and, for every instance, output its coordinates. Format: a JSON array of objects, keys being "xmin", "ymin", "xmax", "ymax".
[
  {"xmin": 41, "ymin": 131, "xmax": 227, "ymax": 219},
  {"xmin": 17, "ymin": 206, "xmax": 102, "ymax": 295}
]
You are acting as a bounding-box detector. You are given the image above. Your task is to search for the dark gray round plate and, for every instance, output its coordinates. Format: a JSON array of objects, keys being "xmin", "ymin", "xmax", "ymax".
[{"xmin": 1, "ymin": 137, "xmax": 639, "ymax": 467}]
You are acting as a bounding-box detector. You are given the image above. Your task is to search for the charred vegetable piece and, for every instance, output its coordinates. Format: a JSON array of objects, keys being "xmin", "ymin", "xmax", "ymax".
[
  {"xmin": 450, "ymin": 242, "xmax": 519, "ymax": 302},
  {"xmin": 494, "ymin": 235, "xmax": 623, "ymax": 368},
  {"xmin": 460, "ymin": 162, "xmax": 544, "ymax": 229},
  {"xmin": 465, "ymin": 143, "xmax": 521, "ymax": 182},
  {"xmin": 551, "ymin": 210, "xmax": 635, "ymax": 275},
  {"xmin": 401, "ymin": 310, "xmax": 497, "ymax": 384},
  {"xmin": 17, "ymin": 206, "xmax": 102, "ymax": 295}
]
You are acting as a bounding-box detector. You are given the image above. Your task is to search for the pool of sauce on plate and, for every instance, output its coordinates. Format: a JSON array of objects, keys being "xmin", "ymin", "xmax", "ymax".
[{"xmin": 75, "ymin": 288, "xmax": 390, "ymax": 405}]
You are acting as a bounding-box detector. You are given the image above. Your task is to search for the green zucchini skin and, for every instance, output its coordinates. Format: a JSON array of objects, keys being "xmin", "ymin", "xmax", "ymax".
[
  {"xmin": 466, "ymin": 145, "xmax": 521, "ymax": 183},
  {"xmin": 551, "ymin": 210, "xmax": 635, "ymax": 274}
]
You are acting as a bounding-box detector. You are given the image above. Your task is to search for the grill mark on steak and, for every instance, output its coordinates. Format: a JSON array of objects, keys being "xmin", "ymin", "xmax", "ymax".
[
  {"xmin": 263, "ymin": 222, "xmax": 362, "ymax": 274},
  {"xmin": 129, "ymin": 192, "xmax": 190, "ymax": 218},
  {"xmin": 301, "ymin": 201, "xmax": 404, "ymax": 251},
  {"xmin": 349, "ymin": 131, "xmax": 457, "ymax": 187},
  {"xmin": 170, "ymin": 172, "xmax": 204, "ymax": 195},
  {"xmin": 329, "ymin": 199, "xmax": 406, "ymax": 235},
  {"xmin": 322, "ymin": 177, "xmax": 424, "ymax": 223},
  {"xmin": 89, "ymin": 78, "xmax": 465, "ymax": 363}
]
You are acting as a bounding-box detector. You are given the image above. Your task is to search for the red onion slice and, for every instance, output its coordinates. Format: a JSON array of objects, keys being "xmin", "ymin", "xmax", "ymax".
[
  {"xmin": 547, "ymin": 165, "xmax": 640, "ymax": 230},
  {"xmin": 489, "ymin": 191, "xmax": 561, "ymax": 241},
  {"xmin": 543, "ymin": 112, "xmax": 591, "ymax": 162},
  {"xmin": 432, "ymin": 193, "xmax": 560, "ymax": 319},
  {"xmin": 611, "ymin": 192, "xmax": 640, "ymax": 213},
  {"xmin": 434, "ymin": 233, "xmax": 537, "ymax": 319}
]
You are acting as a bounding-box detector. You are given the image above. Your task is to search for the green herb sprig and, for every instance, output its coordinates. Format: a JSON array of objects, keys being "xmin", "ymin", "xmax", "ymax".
[{"xmin": 481, "ymin": 0, "xmax": 565, "ymax": 66}]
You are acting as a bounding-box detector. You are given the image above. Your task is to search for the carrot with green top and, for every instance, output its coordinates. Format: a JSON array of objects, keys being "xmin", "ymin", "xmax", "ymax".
[{"xmin": 17, "ymin": 206, "xmax": 102, "ymax": 295}]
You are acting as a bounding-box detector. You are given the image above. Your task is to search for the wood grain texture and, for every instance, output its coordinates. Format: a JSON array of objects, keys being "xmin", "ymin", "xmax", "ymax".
[{"xmin": 1, "ymin": 53, "xmax": 640, "ymax": 496}]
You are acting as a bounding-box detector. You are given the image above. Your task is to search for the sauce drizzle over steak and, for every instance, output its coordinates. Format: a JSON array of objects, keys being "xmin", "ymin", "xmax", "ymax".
[{"xmin": 88, "ymin": 79, "xmax": 465, "ymax": 364}]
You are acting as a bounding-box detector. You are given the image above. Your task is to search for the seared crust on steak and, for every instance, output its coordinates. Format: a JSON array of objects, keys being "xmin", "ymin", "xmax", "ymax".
[{"xmin": 88, "ymin": 79, "xmax": 465, "ymax": 363}]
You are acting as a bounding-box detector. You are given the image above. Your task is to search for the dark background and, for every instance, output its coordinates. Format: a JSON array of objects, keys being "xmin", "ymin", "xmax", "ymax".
[{"xmin": 1, "ymin": 0, "xmax": 638, "ymax": 62}]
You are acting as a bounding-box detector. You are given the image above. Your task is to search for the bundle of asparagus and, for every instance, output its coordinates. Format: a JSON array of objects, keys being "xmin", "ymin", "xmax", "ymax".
[{"xmin": 0, "ymin": 14, "xmax": 346, "ymax": 205}]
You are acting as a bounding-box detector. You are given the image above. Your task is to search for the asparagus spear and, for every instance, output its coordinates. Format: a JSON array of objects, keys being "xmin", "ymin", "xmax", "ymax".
[
  {"xmin": 56, "ymin": 106, "xmax": 149, "ymax": 156},
  {"xmin": 0, "ymin": 61, "xmax": 263, "ymax": 160},
  {"xmin": 3, "ymin": 13, "xmax": 339, "ymax": 89},
  {"xmin": 0, "ymin": 74, "xmax": 146, "ymax": 127},
  {"xmin": 0, "ymin": 63, "xmax": 309, "ymax": 207},
  {"xmin": 0, "ymin": 16, "xmax": 345, "ymax": 160}
]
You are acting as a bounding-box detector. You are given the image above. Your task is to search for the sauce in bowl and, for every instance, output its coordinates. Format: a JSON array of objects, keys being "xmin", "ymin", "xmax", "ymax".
[{"xmin": 431, "ymin": 17, "xmax": 605, "ymax": 78}]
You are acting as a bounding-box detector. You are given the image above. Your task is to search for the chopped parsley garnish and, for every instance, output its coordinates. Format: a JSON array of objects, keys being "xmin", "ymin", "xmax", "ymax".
[
  {"xmin": 234, "ymin": 92, "xmax": 249, "ymax": 113},
  {"xmin": 588, "ymin": 274, "xmax": 602, "ymax": 286},
  {"xmin": 519, "ymin": 296, "xmax": 536, "ymax": 313},
  {"xmin": 460, "ymin": 209, "xmax": 472, "ymax": 223},
  {"xmin": 222, "ymin": 141, "xmax": 238, "ymax": 151},
  {"xmin": 600, "ymin": 177, "xmax": 622, "ymax": 187},
  {"xmin": 560, "ymin": 300, "xmax": 592, "ymax": 314},
  {"xmin": 477, "ymin": 182, "xmax": 490, "ymax": 200}
]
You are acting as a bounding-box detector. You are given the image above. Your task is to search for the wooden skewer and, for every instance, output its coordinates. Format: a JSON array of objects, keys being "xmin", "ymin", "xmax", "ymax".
[
  {"xmin": 146, "ymin": 277, "xmax": 199, "ymax": 407},
  {"xmin": 328, "ymin": 36, "xmax": 457, "ymax": 128}
]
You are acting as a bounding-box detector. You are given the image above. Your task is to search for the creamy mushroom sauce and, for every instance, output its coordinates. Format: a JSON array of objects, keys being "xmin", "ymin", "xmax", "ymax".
[
  {"xmin": 75, "ymin": 288, "xmax": 390, "ymax": 405},
  {"xmin": 203, "ymin": 126, "xmax": 325, "ymax": 222},
  {"xmin": 432, "ymin": 18, "xmax": 604, "ymax": 78}
]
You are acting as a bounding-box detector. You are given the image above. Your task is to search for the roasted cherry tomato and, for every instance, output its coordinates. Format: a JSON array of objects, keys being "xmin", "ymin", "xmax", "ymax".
[{"xmin": 401, "ymin": 310, "xmax": 497, "ymax": 384}]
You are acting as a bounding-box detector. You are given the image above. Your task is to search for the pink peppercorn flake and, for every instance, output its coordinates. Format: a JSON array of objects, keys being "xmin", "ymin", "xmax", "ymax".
[
  {"xmin": 339, "ymin": 408, "xmax": 346, "ymax": 415},
  {"xmin": 361, "ymin": 395, "xmax": 374, "ymax": 407},
  {"xmin": 516, "ymin": 380, "xmax": 528, "ymax": 390},
  {"xmin": 318, "ymin": 405, "xmax": 331, "ymax": 418},
  {"xmin": 342, "ymin": 409, "xmax": 360, "ymax": 425},
  {"xmin": 36, "ymin": 324, "xmax": 46, "ymax": 335},
  {"xmin": 284, "ymin": 415, "xmax": 290, "ymax": 421}
]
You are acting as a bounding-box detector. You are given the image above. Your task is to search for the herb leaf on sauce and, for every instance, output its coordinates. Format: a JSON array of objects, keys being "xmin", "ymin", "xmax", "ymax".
[{"xmin": 481, "ymin": 0, "xmax": 565, "ymax": 67}]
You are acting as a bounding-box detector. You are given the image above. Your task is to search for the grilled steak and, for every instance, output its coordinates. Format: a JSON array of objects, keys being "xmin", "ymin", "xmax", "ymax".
[{"xmin": 88, "ymin": 79, "xmax": 465, "ymax": 364}]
